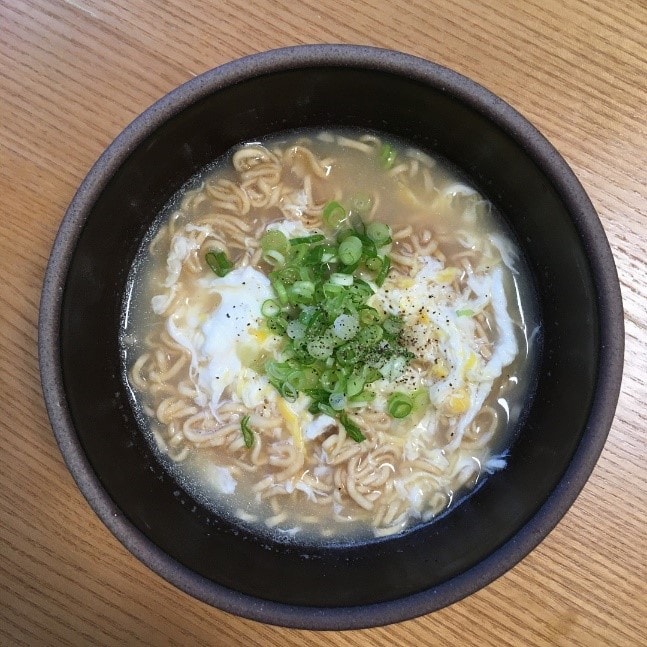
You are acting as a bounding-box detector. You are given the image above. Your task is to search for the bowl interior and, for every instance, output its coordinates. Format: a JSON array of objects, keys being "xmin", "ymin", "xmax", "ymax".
[{"xmin": 58, "ymin": 64, "xmax": 599, "ymax": 607}]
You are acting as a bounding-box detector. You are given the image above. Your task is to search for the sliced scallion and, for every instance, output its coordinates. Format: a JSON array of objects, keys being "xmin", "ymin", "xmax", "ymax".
[
  {"xmin": 205, "ymin": 250, "xmax": 233, "ymax": 277},
  {"xmin": 339, "ymin": 412, "xmax": 366, "ymax": 442},
  {"xmin": 261, "ymin": 299, "xmax": 280, "ymax": 318},
  {"xmin": 290, "ymin": 233, "xmax": 325, "ymax": 246},
  {"xmin": 338, "ymin": 236, "xmax": 363, "ymax": 265},
  {"xmin": 364, "ymin": 256, "xmax": 383, "ymax": 272},
  {"xmin": 350, "ymin": 193, "xmax": 373, "ymax": 215},
  {"xmin": 366, "ymin": 221, "xmax": 392, "ymax": 247},
  {"xmin": 286, "ymin": 319, "xmax": 307, "ymax": 340},
  {"xmin": 256, "ymin": 208, "xmax": 416, "ymax": 432},
  {"xmin": 307, "ymin": 337, "xmax": 335, "ymax": 360},
  {"xmin": 329, "ymin": 392, "xmax": 347, "ymax": 411},
  {"xmin": 240, "ymin": 415, "xmax": 254, "ymax": 448},
  {"xmin": 322, "ymin": 201, "xmax": 347, "ymax": 228},
  {"xmin": 378, "ymin": 143, "xmax": 397, "ymax": 169},
  {"xmin": 375, "ymin": 254, "xmax": 391, "ymax": 286},
  {"xmin": 387, "ymin": 392, "xmax": 413, "ymax": 419},
  {"xmin": 261, "ymin": 229, "xmax": 289, "ymax": 255},
  {"xmin": 329, "ymin": 272, "xmax": 354, "ymax": 286},
  {"xmin": 346, "ymin": 372, "xmax": 366, "ymax": 397},
  {"xmin": 333, "ymin": 314, "xmax": 360, "ymax": 341}
]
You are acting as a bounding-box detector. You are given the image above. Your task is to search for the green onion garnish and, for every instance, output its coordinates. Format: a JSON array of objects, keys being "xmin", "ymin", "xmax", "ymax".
[
  {"xmin": 411, "ymin": 388, "xmax": 430, "ymax": 411},
  {"xmin": 366, "ymin": 221, "xmax": 392, "ymax": 247},
  {"xmin": 339, "ymin": 412, "xmax": 366, "ymax": 442},
  {"xmin": 329, "ymin": 392, "xmax": 347, "ymax": 411},
  {"xmin": 257, "ymin": 205, "xmax": 415, "ymax": 440},
  {"xmin": 290, "ymin": 233, "xmax": 325, "ymax": 246},
  {"xmin": 261, "ymin": 229, "xmax": 289, "ymax": 255},
  {"xmin": 350, "ymin": 193, "xmax": 373, "ymax": 215},
  {"xmin": 378, "ymin": 143, "xmax": 397, "ymax": 169},
  {"xmin": 456, "ymin": 308, "xmax": 475, "ymax": 317},
  {"xmin": 387, "ymin": 392, "xmax": 414, "ymax": 419},
  {"xmin": 240, "ymin": 415, "xmax": 254, "ymax": 448},
  {"xmin": 322, "ymin": 201, "xmax": 347, "ymax": 228},
  {"xmin": 375, "ymin": 255, "xmax": 391, "ymax": 287},
  {"xmin": 338, "ymin": 236, "xmax": 363, "ymax": 265},
  {"xmin": 205, "ymin": 250, "xmax": 233, "ymax": 277},
  {"xmin": 365, "ymin": 256, "xmax": 383, "ymax": 273},
  {"xmin": 261, "ymin": 299, "xmax": 280, "ymax": 317}
]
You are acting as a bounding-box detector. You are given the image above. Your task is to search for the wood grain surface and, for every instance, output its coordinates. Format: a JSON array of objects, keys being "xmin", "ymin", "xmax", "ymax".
[{"xmin": 1, "ymin": 0, "xmax": 645, "ymax": 645}]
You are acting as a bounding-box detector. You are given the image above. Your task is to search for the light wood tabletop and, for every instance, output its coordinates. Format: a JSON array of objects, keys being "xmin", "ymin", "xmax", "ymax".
[{"xmin": 1, "ymin": 0, "xmax": 645, "ymax": 645}]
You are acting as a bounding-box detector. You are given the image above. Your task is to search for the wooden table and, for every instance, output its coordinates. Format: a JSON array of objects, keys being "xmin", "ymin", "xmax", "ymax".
[{"xmin": 1, "ymin": 1, "xmax": 645, "ymax": 645}]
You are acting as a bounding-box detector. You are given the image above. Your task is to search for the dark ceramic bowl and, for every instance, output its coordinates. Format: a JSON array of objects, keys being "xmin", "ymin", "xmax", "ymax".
[{"xmin": 39, "ymin": 45, "xmax": 623, "ymax": 629}]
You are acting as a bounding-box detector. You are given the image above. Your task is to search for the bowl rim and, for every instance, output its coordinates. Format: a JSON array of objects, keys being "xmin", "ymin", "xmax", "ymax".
[{"xmin": 38, "ymin": 44, "xmax": 624, "ymax": 630}]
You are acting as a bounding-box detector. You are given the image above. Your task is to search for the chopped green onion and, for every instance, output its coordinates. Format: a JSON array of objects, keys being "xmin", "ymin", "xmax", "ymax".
[
  {"xmin": 279, "ymin": 266, "xmax": 299, "ymax": 285},
  {"xmin": 256, "ymin": 211, "xmax": 416, "ymax": 429},
  {"xmin": 290, "ymin": 233, "xmax": 325, "ymax": 246},
  {"xmin": 359, "ymin": 307, "xmax": 381, "ymax": 325},
  {"xmin": 333, "ymin": 314, "xmax": 359, "ymax": 341},
  {"xmin": 411, "ymin": 388, "xmax": 430, "ymax": 411},
  {"xmin": 266, "ymin": 316, "xmax": 287, "ymax": 334},
  {"xmin": 271, "ymin": 278, "xmax": 289, "ymax": 305},
  {"xmin": 346, "ymin": 372, "xmax": 365, "ymax": 397},
  {"xmin": 329, "ymin": 272, "xmax": 354, "ymax": 286},
  {"xmin": 338, "ymin": 236, "xmax": 363, "ymax": 265},
  {"xmin": 335, "ymin": 343, "xmax": 358, "ymax": 366},
  {"xmin": 323, "ymin": 201, "xmax": 347, "ymax": 228},
  {"xmin": 456, "ymin": 308, "xmax": 475, "ymax": 317},
  {"xmin": 366, "ymin": 221, "xmax": 392, "ymax": 247},
  {"xmin": 348, "ymin": 389, "xmax": 375, "ymax": 405},
  {"xmin": 319, "ymin": 369, "xmax": 339, "ymax": 391},
  {"xmin": 336, "ymin": 227, "xmax": 354, "ymax": 244},
  {"xmin": 346, "ymin": 280, "xmax": 374, "ymax": 304},
  {"xmin": 358, "ymin": 324, "xmax": 383, "ymax": 346},
  {"xmin": 383, "ymin": 314, "xmax": 403, "ymax": 336},
  {"xmin": 349, "ymin": 213, "xmax": 366, "ymax": 235},
  {"xmin": 296, "ymin": 367, "xmax": 320, "ymax": 390},
  {"xmin": 307, "ymin": 337, "xmax": 335, "ymax": 360},
  {"xmin": 329, "ymin": 392, "xmax": 347, "ymax": 411},
  {"xmin": 304, "ymin": 245, "xmax": 324, "ymax": 266},
  {"xmin": 261, "ymin": 299, "xmax": 280, "ymax": 317},
  {"xmin": 365, "ymin": 256, "xmax": 383, "ymax": 272},
  {"xmin": 205, "ymin": 250, "xmax": 233, "ymax": 277},
  {"xmin": 375, "ymin": 255, "xmax": 391, "ymax": 286},
  {"xmin": 263, "ymin": 249, "xmax": 285, "ymax": 266},
  {"xmin": 379, "ymin": 143, "xmax": 397, "ymax": 169},
  {"xmin": 318, "ymin": 402, "xmax": 338, "ymax": 418},
  {"xmin": 240, "ymin": 415, "xmax": 254, "ymax": 448},
  {"xmin": 289, "ymin": 280, "xmax": 316, "ymax": 303},
  {"xmin": 280, "ymin": 381, "xmax": 298, "ymax": 402},
  {"xmin": 361, "ymin": 237, "xmax": 378, "ymax": 259},
  {"xmin": 322, "ymin": 281, "xmax": 345, "ymax": 298},
  {"xmin": 299, "ymin": 266, "xmax": 314, "ymax": 282},
  {"xmin": 261, "ymin": 229, "xmax": 289, "ymax": 254},
  {"xmin": 350, "ymin": 193, "xmax": 373, "ymax": 215},
  {"xmin": 286, "ymin": 319, "xmax": 306, "ymax": 340},
  {"xmin": 387, "ymin": 392, "xmax": 413, "ymax": 418},
  {"xmin": 339, "ymin": 412, "xmax": 366, "ymax": 442}
]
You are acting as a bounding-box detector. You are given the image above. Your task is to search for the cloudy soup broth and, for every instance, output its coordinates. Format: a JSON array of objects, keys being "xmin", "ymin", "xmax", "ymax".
[{"xmin": 121, "ymin": 129, "xmax": 539, "ymax": 543}]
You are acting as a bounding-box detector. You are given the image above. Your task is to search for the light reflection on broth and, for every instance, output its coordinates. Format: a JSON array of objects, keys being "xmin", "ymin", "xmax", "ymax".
[{"xmin": 120, "ymin": 129, "xmax": 539, "ymax": 543}]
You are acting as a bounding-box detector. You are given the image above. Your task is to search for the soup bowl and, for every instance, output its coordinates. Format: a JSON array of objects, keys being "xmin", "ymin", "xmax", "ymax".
[{"xmin": 38, "ymin": 45, "xmax": 623, "ymax": 629}]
